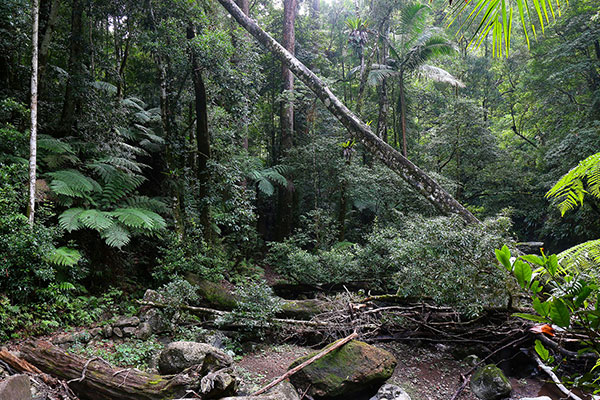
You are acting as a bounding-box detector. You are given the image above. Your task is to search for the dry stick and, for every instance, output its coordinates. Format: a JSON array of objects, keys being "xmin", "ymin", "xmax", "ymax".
[
  {"xmin": 251, "ymin": 331, "xmax": 359, "ymax": 396},
  {"xmin": 531, "ymin": 353, "xmax": 583, "ymax": 400}
]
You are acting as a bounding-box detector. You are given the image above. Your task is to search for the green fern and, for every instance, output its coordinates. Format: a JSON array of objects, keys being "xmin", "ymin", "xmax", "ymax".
[
  {"xmin": 100, "ymin": 223, "xmax": 131, "ymax": 248},
  {"xmin": 248, "ymin": 165, "xmax": 290, "ymax": 196},
  {"xmin": 78, "ymin": 209, "xmax": 114, "ymax": 230},
  {"xmin": 48, "ymin": 170, "xmax": 101, "ymax": 199},
  {"xmin": 558, "ymin": 239, "xmax": 600, "ymax": 276},
  {"xmin": 47, "ymin": 246, "xmax": 82, "ymax": 267},
  {"xmin": 111, "ymin": 208, "xmax": 166, "ymax": 232},
  {"xmin": 546, "ymin": 152, "xmax": 600, "ymax": 216},
  {"xmin": 58, "ymin": 208, "xmax": 86, "ymax": 231}
]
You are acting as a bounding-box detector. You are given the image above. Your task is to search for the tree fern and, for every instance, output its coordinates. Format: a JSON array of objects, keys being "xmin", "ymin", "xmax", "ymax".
[
  {"xmin": 48, "ymin": 170, "xmax": 101, "ymax": 199},
  {"xmin": 546, "ymin": 152, "xmax": 600, "ymax": 216},
  {"xmin": 100, "ymin": 223, "xmax": 131, "ymax": 248},
  {"xmin": 111, "ymin": 208, "xmax": 166, "ymax": 232},
  {"xmin": 58, "ymin": 208, "xmax": 86, "ymax": 231},
  {"xmin": 78, "ymin": 209, "xmax": 114, "ymax": 230},
  {"xmin": 248, "ymin": 165, "xmax": 290, "ymax": 196},
  {"xmin": 47, "ymin": 246, "xmax": 82, "ymax": 267},
  {"xmin": 558, "ymin": 239, "xmax": 600, "ymax": 277}
]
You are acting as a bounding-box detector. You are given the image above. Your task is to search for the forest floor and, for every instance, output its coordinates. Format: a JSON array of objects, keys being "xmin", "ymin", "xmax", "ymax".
[{"xmin": 233, "ymin": 341, "xmax": 548, "ymax": 400}]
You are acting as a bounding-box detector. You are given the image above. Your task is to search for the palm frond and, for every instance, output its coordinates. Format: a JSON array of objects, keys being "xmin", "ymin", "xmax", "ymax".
[
  {"xmin": 367, "ymin": 65, "xmax": 401, "ymax": 85},
  {"xmin": 546, "ymin": 152, "xmax": 600, "ymax": 216},
  {"xmin": 90, "ymin": 81, "xmax": 118, "ymax": 94},
  {"xmin": 418, "ymin": 65, "xmax": 465, "ymax": 87},
  {"xmin": 450, "ymin": 0, "xmax": 565, "ymax": 56}
]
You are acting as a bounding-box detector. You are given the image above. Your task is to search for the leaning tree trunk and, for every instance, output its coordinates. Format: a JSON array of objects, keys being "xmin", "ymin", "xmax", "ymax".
[
  {"xmin": 28, "ymin": 0, "xmax": 40, "ymax": 226},
  {"xmin": 20, "ymin": 341, "xmax": 200, "ymax": 400},
  {"xmin": 215, "ymin": 0, "xmax": 479, "ymax": 225}
]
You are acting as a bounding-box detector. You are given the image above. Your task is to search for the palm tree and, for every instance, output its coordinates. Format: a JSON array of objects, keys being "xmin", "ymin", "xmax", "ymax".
[{"xmin": 369, "ymin": 4, "xmax": 464, "ymax": 157}]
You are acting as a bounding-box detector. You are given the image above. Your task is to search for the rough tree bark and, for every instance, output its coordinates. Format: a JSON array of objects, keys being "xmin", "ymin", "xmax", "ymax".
[
  {"xmin": 276, "ymin": 0, "xmax": 297, "ymax": 240},
  {"xmin": 38, "ymin": 0, "xmax": 60, "ymax": 82},
  {"xmin": 60, "ymin": 0, "xmax": 84, "ymax": 132},
  {"xmin": 188, "ymin": 24, "xmax": 213, "ymax": 242},
  {"xmin": 215, "ymin": 0, "xmax": 479, "ymax": 224},
  {"xmin": 21, "ymin": 341, "xmax": 201, "ymax": 400},
  {"xmin": 28, "ymin": 0, "xmax": 40, "ymax": 226}
]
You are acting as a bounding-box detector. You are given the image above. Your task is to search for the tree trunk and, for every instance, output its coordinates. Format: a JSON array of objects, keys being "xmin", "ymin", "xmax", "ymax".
[
  {"xmin": 188, "ymin": 24, "xmax": 212, "ymax": 242},
  {"xmin": 234, "ymin": 0, "xmax": 249, "ymax": 16},
  {"xmin": 399, "ymin": 73, "xmax": 408, "ymax": 158},
  {"xmin": 38, "ymin": 0, "xmax": 60, "ymax": 82},
  {"xmin": 216, "ymin": 0, "xmax": 479, "ymax": 224},
  {"xmin": 60, "ymin": 0, "xmax": 84, "ymax": 132},
  {"xmin": 28, "ymin": 0, "xmax": 40, "ymax": 226},
  {"xmin": 21, "ymin": 341, "xmax": 201, "ymax": 400},
  {"xmin": 276, "ymin": 0, "xmax": 296, "ymax": 240}
]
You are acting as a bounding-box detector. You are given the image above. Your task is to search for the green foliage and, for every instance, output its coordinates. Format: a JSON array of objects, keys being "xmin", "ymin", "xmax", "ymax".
[
  {"xmin": 70, "ymin": 339, "xmax": 163, "ymax": 371},
  {"xmin": 219, "ymin": 280, "xmax": 282, "ymax": 339},
  {"xmin": 546, "ymin": 152, "xmax": 600, "ymax": 216},
  {"xmin": 248, "ymin": 165, "xmax": 289, "ymax": 197}
]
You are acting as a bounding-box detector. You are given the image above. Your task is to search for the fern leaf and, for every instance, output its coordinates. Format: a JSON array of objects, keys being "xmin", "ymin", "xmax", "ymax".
[
  {"xmin": 58, "ymin": 208, "xmax": 86, "ymax": 231},
  {"xmin": 257, "ymin": 179, "xmax": 275, "ymax": 196},
  {"xmin": 100, "ymin": 223, "xmax": 131, "ymax": 248},
  {"xmin": 38, "ymin": 135, "xmax": 75, "ymax": 155},
  {"xmin": 546, "ymin": 153, "xmax": 600, "ymax": 216},
  {"xmin": 47, "ymin": 246, "xmax": 82, "ymax": 267},
  {"xmin": 48, "ymin": 170, "xmax": 100, "ymax": 198},
  {"xmin": 90, "ymin": 81, "xmax": 117, "ymax": 94},
  {"xmin": 78, "ymin": 209, "xmax": 114, "ymax": 230},
  {"xmin": 125, "ymin": 196, "xmax": 169, "ymax": 213},
  {"xmin": 558, "ymin": 239, "xmax": 600, "ymax": 275},
  {"xmin": 111, "ymin": 208, "xmax": 166, "ymax": 231}
]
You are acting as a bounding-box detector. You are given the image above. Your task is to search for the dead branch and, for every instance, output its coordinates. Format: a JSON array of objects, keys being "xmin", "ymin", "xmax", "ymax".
[
  {"xmin": 532, "ymin": 352, "xmax": 583, "ymax": 400},
  {"xmin": 252, "ymin": 332, "xmax": 359, "ymax": 396}
]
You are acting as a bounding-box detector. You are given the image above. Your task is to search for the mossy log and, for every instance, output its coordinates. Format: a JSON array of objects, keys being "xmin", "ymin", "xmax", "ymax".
[{"xmin": 20, "ymin": 340, "xmax": 200, "ymax": 400}]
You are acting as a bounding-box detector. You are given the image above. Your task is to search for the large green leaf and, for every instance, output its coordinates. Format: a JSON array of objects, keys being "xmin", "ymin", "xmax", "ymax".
[{"xmin": 549, "ymin": 299, "xmax": 570, "ymax": 328}]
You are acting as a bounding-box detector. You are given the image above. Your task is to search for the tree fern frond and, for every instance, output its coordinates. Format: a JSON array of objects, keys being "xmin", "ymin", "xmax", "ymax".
[
  {"xmin": 111, "ymin": 208, "xmax": 166, "ymax": 231},
  {"xmin": 58, "ymin": 208, "xmax": 86, "ymax": 231},
  {"xmin": 38, "ymin": 135, "xmax": 76, "ymax": 155},
  {"xmin": 100, "ymin": 223, "xmax": 131, "ymax": 248},
  {"xmin": 125, "ymin": 196, "xmax": 169, "ymax": 213},
  {"xmin": 78, "ymin": 209, "xmax": 114, "ymax": 230},
  {"xmin": 47, "ymin": 246, "xmax": 82, "ymax": 267},
  {"xmin": 257, "ymin": 179, "xmax": 275, "ymax": 196},
  {"xmin": 367, "ymin": 65, "xmax": 400, "ymax": 85},
  {"xmin": 558, "ymin": 239, "xmax": 600, "ymax": 275},
  {"xmin": 546, "ymin": 152, "xmax": 600, "ymax": 216},
  {"xmin": 90, "ymin": 81, "xmax": 117, "ymax": 94},
  {"xmin": 48, "ymin": 170, "xmax": 100, "ymax": 198},
  {"xmin": 100, "ymin": 173, "xmax": 146, "ymax": 205},
  {"xmin": 97, "ymin": 156, "xmax": 148, "ymax": 174},
  {"xmin": 120, "ymin": 98, "xmax": 145, "ymax": 111}
]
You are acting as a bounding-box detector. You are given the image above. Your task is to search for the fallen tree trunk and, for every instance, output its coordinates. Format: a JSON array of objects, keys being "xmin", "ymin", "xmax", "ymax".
[
  {"xmin": 20, "ymin": 341, "xmax": 200, "ymax": 400},
  {"xmin": 215, "ymin": 0, "xmax": 479, "ymax": 225}
]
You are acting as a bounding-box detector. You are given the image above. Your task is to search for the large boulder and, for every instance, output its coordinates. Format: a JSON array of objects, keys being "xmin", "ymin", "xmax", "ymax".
[
  {"xmin": 0, "ymin": 374, "xmax": 31, "ymax": 400},
  {"xmin": 158, "ymin": 341, "xmax": 233, "ymax": 375},
  {"xmin": 200, "ymin": 368, "xmax": 238, "ymax": 399},
  {"xmin": 470, "ymin": 364, "xmax": 512, "ymax": 400},
  {"xmin": 289, "ymin": 340, "xmax": 397, "ymax": 398}
]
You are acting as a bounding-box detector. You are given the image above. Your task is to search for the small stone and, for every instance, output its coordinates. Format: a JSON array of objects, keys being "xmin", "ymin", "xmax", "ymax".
[
  {"xmin": 103, "ymin": 325, "xmax": 113, "ymax": 338},
  {"xmin": 143, "ymin": 289, "xmax": 164, "ymax": 303},
  {"xmin": 470, "ymin": 364, "xmax": 512, "ymax": 400},
  {"xmin": 53, "ymin": 333, "xmax": 75, "ymax": 344},
  {"xmin": 114, "ymin": 316, "xmax": 140, "ymax": 327},
  {"xmin": 90, "ymin": 328, "xmax": 102, "ymax": 337},
  {"xmin": 135, "ymin": 322, "xmax": 152, "ymax": 340},
  {"xmin": 113, "ymin": 327, "xmax": 123, "ymax": 338},
  {"xmin": 123, "ymin": 327, "xmax": 136, "ymax": 336},
  {"xmin": 370, "ymin": 384, "xmax": 411, "ymax": 400},
  {"xmin": 0, "ymin": 374, "xmax": 31, "ymax": 400},
  {"xmin": 143, "ymin": 308, "xmax": 170, "ymax": 333}
]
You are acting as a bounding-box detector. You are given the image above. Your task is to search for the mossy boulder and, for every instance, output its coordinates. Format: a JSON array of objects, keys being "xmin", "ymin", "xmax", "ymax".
[
  {"xmin": 186, "ymin": 274, "xmax": 238, "ymax": 310},
  {"xmin": 470, "ymin": 364, "xmax": 512, "ymax": 400},
  {"xmin": 277, "ymin": 299, "xmax": 329, "ymax": 319},
  {"xmin": 289, "ymin": 340, "xmax": 397, "ymax": 398}
]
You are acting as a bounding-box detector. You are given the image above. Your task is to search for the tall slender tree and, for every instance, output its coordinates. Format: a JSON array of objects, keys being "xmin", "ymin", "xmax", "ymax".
[
  {"xmin": 28, "ymin": 0, "xmax": 40, "ymax": 226},
  {"xmin": 276, "ymin": 0, "xmax": 297, "ymax": 239}
]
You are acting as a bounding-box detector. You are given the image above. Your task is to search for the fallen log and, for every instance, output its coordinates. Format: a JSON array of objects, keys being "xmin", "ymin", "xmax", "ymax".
[{"xmin": 20, "ymin": 340, "xmax": 202, "ymax": 400}]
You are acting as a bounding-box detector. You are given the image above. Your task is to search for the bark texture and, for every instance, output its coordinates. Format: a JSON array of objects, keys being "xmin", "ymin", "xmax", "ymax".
[
  {"xmin": 215, "ymin": 0, "xmax": 479, "ymax": 224},
  {"xmin": 21, "ymin": 341, "xmax": 200, "ymax": 400},
  {"xmin": 28, "ymin": 0, "xmax": 40, "ymax": 226}
]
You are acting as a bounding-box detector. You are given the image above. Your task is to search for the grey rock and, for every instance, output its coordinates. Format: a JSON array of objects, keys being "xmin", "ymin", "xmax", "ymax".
[
  {"xmin": 143, "ymin": 308, "xmax": 170, "ymax": 333},
  {"xmin": 135, "ymin": 322, "xmax": 152, "ymax": 340},
  {"xmin": 0, "ymin": 374, "xmax": 31, "ymax": 400},
  {"xmin": 114, "ymin": 316, "xmax": 140, "ymax": 327},
  {"xmin": 370, "ymin": 384, "xmax": 411, "ymax": 400},
  {"xmin": 90, "ymin": 328, "xmax": 102, "ymax": 337},
  {"xmin": 53, "ymin": 333, "xmax": 75, "ymax": 344},
  {"xmin": 103, "ymin": 325, "xmax": 113, "ymax": 338},
  {"xmin": 158, "ymin": 341, "xmax": 233, "ymax": 375},
  {"xmin": 123, "ymin": 327, "xmax": 136, "ymax": 336},
  {"xmin": 143, "ymin": 289, "xmax": 164, "ymax": 303},
  {"xmin": 200, "ymin": 368, "xmax": 237, "ymax": 398},
  {"xmin": 470, "ymin": 364, "xmax": 512, "ymax": 400},
  {"xmin": 220, "ymin": 381, "xmax": 300, "ymax": 400},
  {"xmin": 520, "ymin": 397, "xmax": 552, "ymax": 400},
  {"xmin": 113, "ymin": 327, "xmax": 123, "ymax": 338},
  {"xmin": 464, "ymin": 354, "xmax": 481, "ymax": 367}
]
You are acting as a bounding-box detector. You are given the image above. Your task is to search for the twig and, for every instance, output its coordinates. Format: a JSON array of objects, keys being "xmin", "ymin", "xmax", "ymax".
[
  {"xmin": 251, "ymin": 331, "xmax": 359, "ymax": 396},
  {"xmin": 67, "ymin": 357, "xmax": 109, "ymax": 383},
  {"xmin": 532, "ymin": 352, "xmax": 583, "ymax": 400}
]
